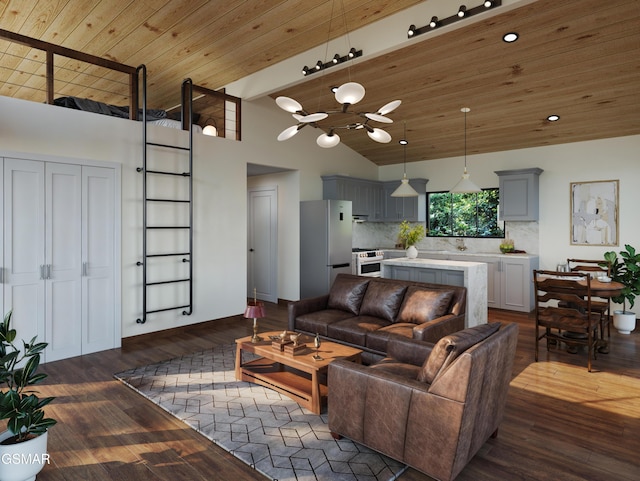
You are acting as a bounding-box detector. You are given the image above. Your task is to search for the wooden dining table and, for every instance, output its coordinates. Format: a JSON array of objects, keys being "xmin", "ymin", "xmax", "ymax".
[{"xmin": 577, "ymin": 278, "xmax": 624, "ymax": 297}]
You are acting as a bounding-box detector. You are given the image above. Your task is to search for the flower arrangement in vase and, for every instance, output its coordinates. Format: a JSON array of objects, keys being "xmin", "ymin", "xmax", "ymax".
[{"xmin": 398, "ymin": 220, "xmax": 425, "ymax": 258}]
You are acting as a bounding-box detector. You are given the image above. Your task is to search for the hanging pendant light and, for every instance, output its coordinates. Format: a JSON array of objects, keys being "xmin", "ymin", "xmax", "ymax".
[
  {"xmin": 450, "ymin": 107, "xmax": 482, "ymax": 193},
  {"xmin": 391, "ymin": 122, "xmax": 419, "ymax": 197}
]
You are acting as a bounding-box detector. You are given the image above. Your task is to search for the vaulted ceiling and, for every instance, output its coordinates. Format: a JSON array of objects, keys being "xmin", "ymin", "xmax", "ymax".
[{"xmin": 1, "ymin": 0, "xmax": 639, "ymax": 165}]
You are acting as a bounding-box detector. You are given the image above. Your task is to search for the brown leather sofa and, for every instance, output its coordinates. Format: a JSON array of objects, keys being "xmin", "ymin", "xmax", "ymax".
[
  {"xmin": 328, "ymin": 322, "xmax": 519, "ymax": 481},
  {"xmin": 288, "ymin": 273, "xmax": 466, "ymax": 363}
]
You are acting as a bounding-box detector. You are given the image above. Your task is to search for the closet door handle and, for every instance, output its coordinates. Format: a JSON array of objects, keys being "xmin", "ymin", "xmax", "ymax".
[
  {"xmin": 46, "ymin": 264, "xmax": 52, "ymax": 279},
  {"xmin": 40, "ymin": 265, "xmax": 46, "ymax": 280},
  {"xmin": 82, "ymin": 262, "xmax": 88, "ymax": 277}
]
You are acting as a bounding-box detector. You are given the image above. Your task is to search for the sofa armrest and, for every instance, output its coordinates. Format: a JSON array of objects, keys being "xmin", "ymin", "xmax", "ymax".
[
  {"xmin": 412, "ymin": 313, "xmax": 465, "ymax": 343},
  {"xmin": 287, "ymin": 294, "xmax": 330, "ymax": 331}
]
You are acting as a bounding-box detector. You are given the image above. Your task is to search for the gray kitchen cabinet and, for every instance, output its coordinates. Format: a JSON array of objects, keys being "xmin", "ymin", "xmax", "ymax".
[
  {"xmin": 495, "ymin": 168, "xmax": 543, "ymax": 221},
  {"xmin": 322, "ymin": 175, "xmax": 380, "ymax": 218},
  {"xmin": 323, "ymin": 175, "xmax": 426, "ymax": 222},
  {"xmin": 443, "ymin": 252, "xmax": 539, "ymax": 312},
  {"xmin": 385, "ymin": 265, "xmax": 465, "ymax": 286},
  {"xmin": 382, "ymin": 178, "xmax": 427, "ymax": 222}
]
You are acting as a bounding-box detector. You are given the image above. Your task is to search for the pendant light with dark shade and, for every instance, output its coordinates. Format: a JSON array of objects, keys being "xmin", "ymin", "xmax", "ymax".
[
  {"xmin": 391, "ymin": 121, "xmax": 419, "ymax": 197},
  {"xmin": 450, "ymin": 107, "xmax": 482, "ymax": 193}
]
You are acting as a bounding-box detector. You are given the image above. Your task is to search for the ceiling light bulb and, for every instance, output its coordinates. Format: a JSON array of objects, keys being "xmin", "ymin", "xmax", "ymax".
[
  {"xmin": 367, "ymin": 128, "xmax": 392, "ymax": 143},
  {"xmin": 315, "ymin": 60, "xmax": 323, "ymax": 70},
  {"xmin": 332, "ymin": 54, "xmax": 340, "ymax": 64},
  {"xmin": 458, "ymin": 5, "xmax": 467, "ymax": 17},
  {"xmin": 429, "ymin": 16, "xmax": 438, "ymax": 28},
  {"xmin": 547, "ymin": 114, "xmax": 560, "ymax": 122},
  {"xmin": 484, "ymin": 1, "xmax": 493, "ymax": 7},
  {"xmin": 399, "ymin": 139, "xmax": 408, "ymax": 145},
  {"xmin": 317, "ymin": 132, "xmax": 340, "ymax": 148},
  {"xmin": 348, "ymin": 48, "xmax": 357, "ymax": 58},
  {"xmin": 202, "ymin": 125, "xmax": 217, "ymax": 136},
  {"xmin": 503, "ymin": 32, "xmax": 519, "ymax": 43},
  {"xmin": 408, "ymin": 24, "xmax": 416, "ymax": 37},
  {"xmin": 276, "ymin": 96, "xmax": 303, "ymax": 113},
  {"xmin": 335, "ymin": 82, "xmax": 366, "ymax": 105}
]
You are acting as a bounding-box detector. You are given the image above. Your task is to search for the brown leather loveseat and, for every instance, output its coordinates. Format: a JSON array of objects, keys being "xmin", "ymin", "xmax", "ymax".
[
  {"xmin": 328, "ymin": 322, "xmax": 519, "ymax": 481},
  {"xmin": 288, "ymin": 273, "xmax": 466, "ymax": 363}
]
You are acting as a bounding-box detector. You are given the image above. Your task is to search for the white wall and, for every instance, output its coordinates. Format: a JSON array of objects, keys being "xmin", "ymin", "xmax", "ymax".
[
  {"xmin": 0, "ymin": 95, "xmax": 378, "ymax": 336},
  {"xmin": 379, "ymin": 134, "xmax": 640, "ymax": 275},
  {"xmin": 3, "ymin": 93, "xmax": 638, "ymax": 337}
]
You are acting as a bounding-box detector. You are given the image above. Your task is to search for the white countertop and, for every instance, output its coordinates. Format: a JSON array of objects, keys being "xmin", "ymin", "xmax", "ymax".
[
  {"xmin": 381, "ymin": 257, "xmax": 486, "ymax": 269},
  {"xmin": 382, "ymin": 249, "xmax": 538, "ymax": 259}
]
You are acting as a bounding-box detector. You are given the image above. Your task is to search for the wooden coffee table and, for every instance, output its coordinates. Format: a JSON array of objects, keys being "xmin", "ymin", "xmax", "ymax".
[{"xmin": 235, "ymin": 332, "xmax": 362, "ymax": 414}]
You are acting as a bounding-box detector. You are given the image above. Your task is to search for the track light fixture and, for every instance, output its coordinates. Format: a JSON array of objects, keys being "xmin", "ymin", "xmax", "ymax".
[
  {"xmin": 407, "ymin": 0, "xmax": 501, "ymax": 38},
  {"xmin": 301, "ymin": 47, "xmax": 363, "ymax": 77}
]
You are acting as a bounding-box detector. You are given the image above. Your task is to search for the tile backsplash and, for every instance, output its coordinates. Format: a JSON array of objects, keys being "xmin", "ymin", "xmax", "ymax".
[{"xmin": 353, "ymin": 221, "xmax": 539, "ymax": 255}]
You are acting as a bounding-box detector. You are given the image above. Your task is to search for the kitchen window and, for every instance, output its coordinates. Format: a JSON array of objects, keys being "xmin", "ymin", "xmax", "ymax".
[{"xmin": 427, "ymin": 188, "xmax": 505, "ymax": 238}]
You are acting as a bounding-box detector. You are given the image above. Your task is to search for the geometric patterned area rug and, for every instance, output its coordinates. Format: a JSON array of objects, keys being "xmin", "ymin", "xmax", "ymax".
[{"xmin": 114, "ymin": 344, "xmax": 407, "ymax": 481}]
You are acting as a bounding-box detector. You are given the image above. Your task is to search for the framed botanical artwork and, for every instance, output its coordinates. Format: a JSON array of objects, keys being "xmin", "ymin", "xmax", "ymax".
[{"xmin": 570, "ymin": 180, "xmax": 619, "ymax": 246}]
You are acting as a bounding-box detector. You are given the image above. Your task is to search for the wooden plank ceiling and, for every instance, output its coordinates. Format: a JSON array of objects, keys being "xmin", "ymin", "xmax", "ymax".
[{"xmin": 0, "ymin": 0, "xmax": 639, "ymax": 165}]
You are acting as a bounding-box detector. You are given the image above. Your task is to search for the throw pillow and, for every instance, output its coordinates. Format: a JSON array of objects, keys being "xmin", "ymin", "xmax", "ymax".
[
  {"xmin": 359, "ymin": 281, "xmax": 408, "ymax": 322},
  {"xmin": 327, "ymin": 275, "xmax": 371, "ymax": 315},
  {"xmin": 396, "ymin": 286, "xmax": 454, "ymax": 324},
  {"xmin": 418, "ymin": 322, "xmax": 501, "ymax": 384}
]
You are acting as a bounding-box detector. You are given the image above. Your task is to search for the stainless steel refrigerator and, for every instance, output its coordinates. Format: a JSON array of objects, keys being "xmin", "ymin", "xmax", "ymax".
[{"xmin": 300, "ymin": 199, "xmax": 352, "ymax": 298}]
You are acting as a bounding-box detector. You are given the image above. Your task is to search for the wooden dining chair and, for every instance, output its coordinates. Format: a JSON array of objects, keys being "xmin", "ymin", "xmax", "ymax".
[
  {"xmin": 567, "ymin": 258, "xmax": 612, "ymax": 341},
  {"xmin": 533, "ymin": 270, "xmax": 601, "ymax": 372}
]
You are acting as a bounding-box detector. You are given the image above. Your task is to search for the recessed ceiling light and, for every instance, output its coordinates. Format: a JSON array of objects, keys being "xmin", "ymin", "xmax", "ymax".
[
  {"xmin": 547, "ymin": 114, "xmax": 560, "ymax": 122},
  {"xmin": 503, "ymin": 32, "xmax": 519, "ymax": 43}
]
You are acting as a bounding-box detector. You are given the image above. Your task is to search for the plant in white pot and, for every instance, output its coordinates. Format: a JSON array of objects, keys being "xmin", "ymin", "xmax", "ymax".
[
  {"xmin": 603, "ymin": 244, "xmax": 640, "ymax": 334},
  {"xmin": 398, "ymin": 220, "xmax": 425, "ymax": 259},
  {"xmin": 0, "ymin": 311, "xmax": 56, "ymax": 481}
]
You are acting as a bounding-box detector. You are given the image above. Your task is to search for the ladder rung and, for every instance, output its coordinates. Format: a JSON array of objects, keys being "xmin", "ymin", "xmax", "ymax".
[
  {"xmin": 147, "ymin": 141, "xmax": 190, "ymax": 151},
  {"xmin": 145, "ymin": 169, "xmax": 191, "ymax": 177},
  {"xmin": 146, "ymin": 305, "xmax": 190, "ymax": 314},
  {"xmin": 146, "ymin": 226, "xmax": 190, "ymax": 229},
  {"xmin": 146, "ymin": 278, "xmax": 191, "ymax": 286},
  {"xmin": 146, "ymin": 253, "xmax": 190, "ymax": 258},
  {"xmin": 146, "ymin": 198, "xmax": 190, "ymax": 203}
]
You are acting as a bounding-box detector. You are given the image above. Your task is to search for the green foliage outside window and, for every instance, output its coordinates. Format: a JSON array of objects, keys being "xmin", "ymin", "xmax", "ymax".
[{"xmin": 427, "ymin": 188, "xmax": 504, "ymax": 238}]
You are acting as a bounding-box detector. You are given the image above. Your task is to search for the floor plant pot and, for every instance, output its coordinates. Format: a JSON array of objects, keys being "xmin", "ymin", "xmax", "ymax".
[
  {"xmin": 613, "ymin": 310, "xmax": 636, "ymax": 335},
  {"xmin": 0, "ymin": 430, "xmax": 49, "ymax": 481},
  {"xmin": 406, "ymin": 245, "xmax": 418, "ymax": 259}
]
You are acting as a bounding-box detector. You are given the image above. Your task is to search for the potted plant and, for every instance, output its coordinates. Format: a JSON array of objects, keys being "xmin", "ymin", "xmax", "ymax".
[
  {"xmin": 398, "ymin": 220, "xmax": 425, "ymax": 259},
  {"xmin": 603, "ymin": 244, "xmax": 640, "ymax": 334},
  {"xmin": 0, "ymin": 311, "xmax": 56, "ymax": 481}
]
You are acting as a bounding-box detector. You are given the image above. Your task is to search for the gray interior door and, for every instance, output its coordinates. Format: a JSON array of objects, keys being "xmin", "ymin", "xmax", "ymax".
[{"xmin": 247, "ymin": 187, "xmax": 278, "ymax": 303}]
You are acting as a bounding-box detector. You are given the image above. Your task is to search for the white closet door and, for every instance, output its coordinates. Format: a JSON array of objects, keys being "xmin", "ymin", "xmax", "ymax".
[
  {"xmin": 45, "ymin": 163, "xmax": 82, "ymax": 362},
  {"xmin": 81, "ymin": 166, "xmax": 116, "ymax": 354},
  {"xmin": 3, "ymin": 158, "xmax": 46, "ymax": 347}
]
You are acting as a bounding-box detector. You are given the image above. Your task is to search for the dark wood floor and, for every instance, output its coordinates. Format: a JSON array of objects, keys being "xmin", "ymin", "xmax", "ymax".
[{"xmin": 35, "ymin": 304, "xmax": 640, "ymax": 481}]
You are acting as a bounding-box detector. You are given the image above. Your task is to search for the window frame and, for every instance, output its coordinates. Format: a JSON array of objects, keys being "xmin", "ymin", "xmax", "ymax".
[{"xmin": 426, "ymin": 188, "xmax": 505, "ymax": 238}]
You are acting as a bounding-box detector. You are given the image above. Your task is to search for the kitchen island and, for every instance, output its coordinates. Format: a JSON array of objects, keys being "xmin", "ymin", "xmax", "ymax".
[{"xmin": 381, "ymin": 257, "xmax": 487, "ymax": 327}]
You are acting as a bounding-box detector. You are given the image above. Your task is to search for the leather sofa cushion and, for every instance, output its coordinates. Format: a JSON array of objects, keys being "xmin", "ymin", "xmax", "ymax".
[
  {"xmin": 369, "ymin": 358, "xmax": 422, "ymax": 380},
  {"xmin": 396, "ymin": 286, "xmax": 454, "ymax": 324},
  {"xmin": 327, "ymin": 316, "xmax": 391, "ymax": 346},
  {"xmin": 327, "ymin": 276, "xmax": 370, "ymax": 315},
  {"xmin": 365, "ymin": 323, "xmax": 415, "ymax": 353},
  {"xmin": 418, "ymin": 322, "xmax": 501, "ymax": 384},
  {"xmin": 295, "ymin": 309, "xmax": 355, "ymax": 336},
  {"xmin": 359, "ymin": 281, "xmax": 407, "ymax": 322}
]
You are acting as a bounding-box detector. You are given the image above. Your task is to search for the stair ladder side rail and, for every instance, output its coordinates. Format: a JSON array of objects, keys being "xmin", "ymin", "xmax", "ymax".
[
  {"xmin": 136, "ymin": 64, "xmax": 149, "ymax": 324},
  {"xmin": 135, "ymin": 71, "xmax": 194, "ymax": 324},
  {"xmin": 181, "ymin": 77, "xmax": 194, "ymax": 317}
]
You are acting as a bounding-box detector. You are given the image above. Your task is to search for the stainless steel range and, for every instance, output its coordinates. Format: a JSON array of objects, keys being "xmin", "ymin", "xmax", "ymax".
[{"xmin": 352, "ymin": 248, "xmax": 385, "ymax": 277}]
